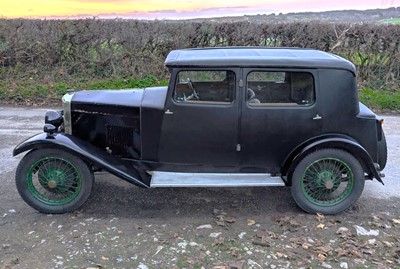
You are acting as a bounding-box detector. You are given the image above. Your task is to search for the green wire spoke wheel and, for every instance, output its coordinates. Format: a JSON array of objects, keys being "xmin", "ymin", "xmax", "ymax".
[
  {"xmin": 291, "ymin": 149, "xmax": 364, "ymax": 215},
  {"xmin": 16, "ymin": 149, "xmax": 93, "ymax": 214},
  {"xmin": 301, "ymin": 158, "xmax": 354, "ymax": 206},
  {"xmin": 30, "ymin": 158, "xmax": 82, "ymax": 205}
]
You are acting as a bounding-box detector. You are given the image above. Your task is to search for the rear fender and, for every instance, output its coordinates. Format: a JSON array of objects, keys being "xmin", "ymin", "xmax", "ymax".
[
  {"xmin": 283, "ymin": 135, "xmax": 383, "ymax": 185},
  {"xmin": 13, "ymin": 133, "xmax": 150, "ymax": 188}
]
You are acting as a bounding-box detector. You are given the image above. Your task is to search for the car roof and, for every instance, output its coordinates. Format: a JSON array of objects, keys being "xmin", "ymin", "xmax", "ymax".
[{"xmin": 165, "ymin": 47, "xmax": 356, "ymax": 73}]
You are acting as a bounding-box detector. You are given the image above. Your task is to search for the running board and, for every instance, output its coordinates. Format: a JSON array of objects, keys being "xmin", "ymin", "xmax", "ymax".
[{"xmin": 150, "ymin": 172, "xmax": 286, "ymax": 187}]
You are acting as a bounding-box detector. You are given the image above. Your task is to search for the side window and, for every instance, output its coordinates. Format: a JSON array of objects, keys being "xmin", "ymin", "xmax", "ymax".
[
  {"xmin": 246, "ymin": 71, "xmax": 315, "ymax": 106},
  {"xmin": 174, "ymin": 70, "xmax": 235, "ymax": 104}
]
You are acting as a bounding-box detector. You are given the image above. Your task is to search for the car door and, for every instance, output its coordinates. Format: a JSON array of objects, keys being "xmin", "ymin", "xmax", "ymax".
[
  {"xmin": 158, "ymin": 68, "xmax": 240, "ymax": 170},
  {"xmin": 239, "ymin": 68, "xmax": 322, "ymax": 174}
]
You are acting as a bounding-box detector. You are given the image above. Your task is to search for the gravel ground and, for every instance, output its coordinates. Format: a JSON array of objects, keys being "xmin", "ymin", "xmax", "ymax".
[{"xmin": 0, "ymin": 107, "xmax": 399, "ymax": 269}]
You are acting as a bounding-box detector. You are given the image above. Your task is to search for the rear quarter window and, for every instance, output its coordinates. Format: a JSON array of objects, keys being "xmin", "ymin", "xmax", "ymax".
[{"xmin": 247, "ymin": 71, "xmax": 315, "ymax": 106}]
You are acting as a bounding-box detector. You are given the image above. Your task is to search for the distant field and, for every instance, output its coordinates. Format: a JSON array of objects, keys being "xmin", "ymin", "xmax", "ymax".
[{"xmin": 378, "ymin": 18, "xmax": 400, "ymax": 24}]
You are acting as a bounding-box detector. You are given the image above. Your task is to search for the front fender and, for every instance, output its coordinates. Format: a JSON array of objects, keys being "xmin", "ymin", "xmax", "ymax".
[
  {"xmin": 13, "ymin": 133, "xmax": 150, "ymax": 188},
  {"xmin": 283, "ymin": 135, "xmax": 383, "ymax": 185}
]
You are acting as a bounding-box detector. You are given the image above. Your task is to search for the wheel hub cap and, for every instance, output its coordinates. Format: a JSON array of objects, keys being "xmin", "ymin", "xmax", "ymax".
[
  {"xmin": 317, "ymin": 171, "xmax": 335, "ymax": 189},
  {"xmin": 325, "ymin": 180, "xmax": 334, "ymax": 190},
  {"xmin": 48, "ymin": 180, "xmax": 57, "ymax": 189},
  {"xmin": 45, "ymin": 170, "xmax": 67, "ymax": 189}
]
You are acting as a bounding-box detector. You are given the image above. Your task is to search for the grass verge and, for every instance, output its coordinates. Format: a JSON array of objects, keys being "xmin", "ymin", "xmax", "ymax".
[
  {"xmin": 0, "ymin": 79, "xmax": 399, "ymax": 113},
  {"xmin": 0, "ymin": 76, "xmax": 169, "ymax": 106},
  {"xmin": 359, "ymin": 88, "xmax": 400, "ymax": 112}
]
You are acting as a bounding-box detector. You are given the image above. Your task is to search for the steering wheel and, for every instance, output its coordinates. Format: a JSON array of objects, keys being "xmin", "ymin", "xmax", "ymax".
[{"xmin": 187, "ymin": 78, "xmax": 200, "ymax": 100}]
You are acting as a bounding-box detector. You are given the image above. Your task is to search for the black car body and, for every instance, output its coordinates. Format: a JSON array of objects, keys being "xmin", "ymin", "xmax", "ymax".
[{"xmin": 13, "ymin": 47, "xmax": 387, "ymax": 214}]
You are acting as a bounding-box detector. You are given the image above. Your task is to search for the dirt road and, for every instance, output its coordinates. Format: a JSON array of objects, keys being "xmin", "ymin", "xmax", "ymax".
[{"xmin": 1, "ymin": 107, "xmax": 399, "ymax": 269}]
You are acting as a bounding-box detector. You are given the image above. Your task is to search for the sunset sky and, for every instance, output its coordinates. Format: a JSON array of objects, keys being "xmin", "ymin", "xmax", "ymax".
[{"xmin": 1, "ymin": 0, "xmax": 398, "ymax": 19}]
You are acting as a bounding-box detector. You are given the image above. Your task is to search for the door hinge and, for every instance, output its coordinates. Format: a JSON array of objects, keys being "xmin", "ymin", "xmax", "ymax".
[
  {"xmin": 236, "ymin": 144, "xmax": 241, "ymax": 152},
  {"xmin": 239, "ymin": 79, "xmax": 243, "ymax": 87}
]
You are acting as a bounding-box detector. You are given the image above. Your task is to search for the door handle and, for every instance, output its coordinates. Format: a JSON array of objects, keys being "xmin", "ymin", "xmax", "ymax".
[
  {"xmin": 165, "ymin": 109, "xmax": 174, "ymax": 115},
  {"xmin": 313, "ymin": 114, "xmax": 322, "ymax": 120}
]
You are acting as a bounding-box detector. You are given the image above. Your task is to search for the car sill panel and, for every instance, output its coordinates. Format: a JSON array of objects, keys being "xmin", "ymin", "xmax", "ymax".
[{"xmin": 150, "ymin": 172, "xmax": 285, "ymax": 187}]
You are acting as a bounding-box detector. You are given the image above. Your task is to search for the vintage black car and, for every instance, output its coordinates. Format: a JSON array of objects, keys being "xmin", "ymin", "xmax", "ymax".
[{"xmin": 14, "ymin": 47, "xmax": 387, "ymax": 215}]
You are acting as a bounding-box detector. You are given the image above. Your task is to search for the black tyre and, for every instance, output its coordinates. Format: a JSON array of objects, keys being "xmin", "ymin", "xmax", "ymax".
[
  {"xmin": 291, "ymin": 149, "xmax": 365, "ymax": 215},
  {"xmin": 16, "ymin": 148, "xmax": 94, "ymax": 214},
  {"xmin": 377, "ymin": 131, "xmax": 387, "ymax": 171}
]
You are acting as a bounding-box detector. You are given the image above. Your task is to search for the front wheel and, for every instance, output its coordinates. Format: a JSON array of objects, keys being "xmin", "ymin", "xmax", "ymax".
[
  {"xmin": 291, "ymin": 149, "xmax": 365, "ymax": 215},
  {"xmin": 16, "ymin": 148, "xmax": 94, "ymax": 214}
]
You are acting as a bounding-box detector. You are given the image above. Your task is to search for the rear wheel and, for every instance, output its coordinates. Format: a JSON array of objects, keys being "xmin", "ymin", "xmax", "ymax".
[
  {"xmin": 377, "ymin": 131, "xmax": 387, "ymax": 170},
  {"xmin": 291, "ymin": 149, "xmax": 364, "ymax": 215},
  {"xmin": 16, "ymin": 148, "xmax": 94, "ymax": 214}
]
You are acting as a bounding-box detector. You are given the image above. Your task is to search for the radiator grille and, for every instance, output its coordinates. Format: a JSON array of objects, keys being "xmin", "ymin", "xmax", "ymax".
[{"xmin": 106, "ymin": 124, "xmax": 134, "ymax": 147}]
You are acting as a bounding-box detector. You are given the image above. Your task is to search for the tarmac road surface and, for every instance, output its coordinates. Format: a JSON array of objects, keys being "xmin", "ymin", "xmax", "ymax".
[{"xmin": 1, "ymin": 106, "xmax": 400, "ymax": 269}]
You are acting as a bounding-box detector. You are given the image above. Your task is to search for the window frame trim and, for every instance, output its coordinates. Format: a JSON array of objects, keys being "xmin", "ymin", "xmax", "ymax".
[
  {"xmin": 171, "ymin": 68, "xmax": 238, "ymax": 107},
  {"xmin": 244, "ymin": 68, "xmax": 317, "ymax": 108}
]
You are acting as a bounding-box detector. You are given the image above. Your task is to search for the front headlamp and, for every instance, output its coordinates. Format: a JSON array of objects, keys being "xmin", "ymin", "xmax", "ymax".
[{"xmin": 45, "ymin": 110, "xmax": 63, "ymax": 128}]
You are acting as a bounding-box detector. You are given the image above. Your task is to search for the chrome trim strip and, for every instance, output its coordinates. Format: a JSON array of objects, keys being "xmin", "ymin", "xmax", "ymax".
[
  {"xmin": 150, "ymin": 172, "xmax": 286, "ymax": 187},
  {"xmin": 62, "ymin": 91, "xmax": 74, "ymax": 134}
]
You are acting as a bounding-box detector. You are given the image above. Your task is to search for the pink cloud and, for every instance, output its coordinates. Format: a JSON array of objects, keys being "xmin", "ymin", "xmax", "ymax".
[
  {"xmin": 29, "ymin": 0, "xmax": 398, "ymax": 20},
  {"xmin": 263, "ymin": 0, "xmax": 394, "ymax": 13},
  {"xmin": 66, "ymin": 0, "xmax": 128, "ymax": 2},
  {"xmin": 43, "ymin": 5, "xmax": 276, "ymax": 20}
]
